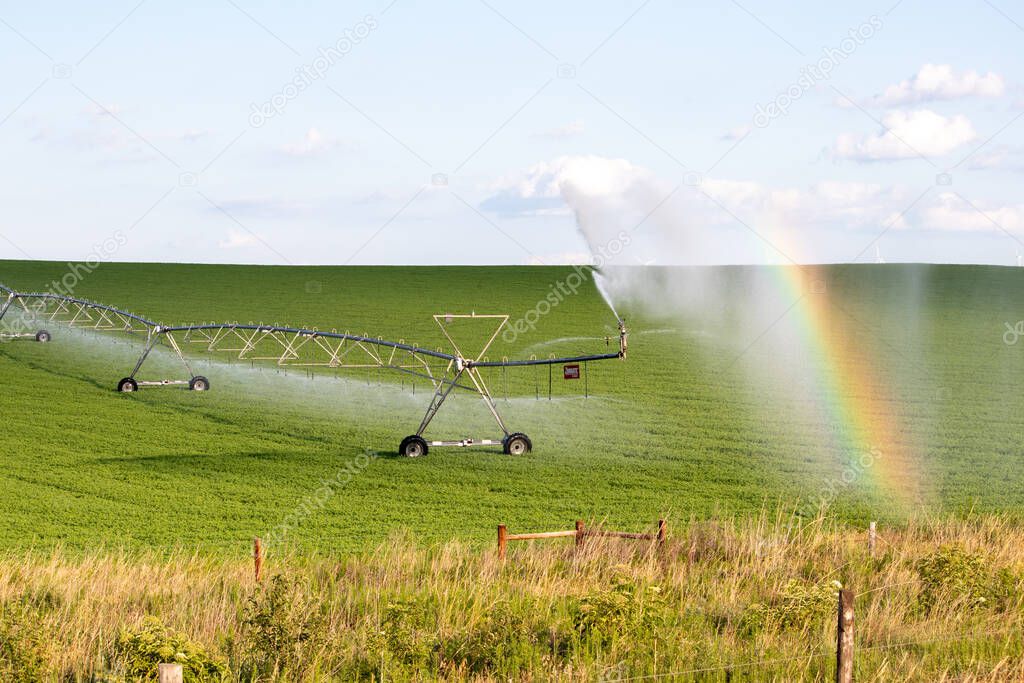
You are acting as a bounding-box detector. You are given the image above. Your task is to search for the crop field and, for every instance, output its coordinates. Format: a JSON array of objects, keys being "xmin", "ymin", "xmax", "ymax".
[
  {"xmin": 1, "ymin": 260, "xmax": 1024, "ymax": 554},
  {"xmin": 4, "ymin": 259, "xmax": 1024, "ymax": 681}
]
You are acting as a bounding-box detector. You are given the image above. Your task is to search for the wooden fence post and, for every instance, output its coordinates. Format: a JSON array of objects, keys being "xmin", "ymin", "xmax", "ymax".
[
  {"xmin": 158, "ymin": 663, "xmax": 183, "ymax": 683},
  {"xmin": 657, "ymin": 519, "xmax": 666, "ymax": 545},
  {"xmin": 575, "ymin": 520, "xmax": 585, "ymax": 550},
  {"xmin": 836, "ymin": 588, "xmax": 854, "ymax": 683},
  {"xmin": 253, "ymin": 537, "xmax": 263, "ymax": 582},
  {"xmin": 868, "ymin": 521, "xmax": 876, "ymax": 559},
  {"xmin": 498, "ymin": 524, "xmax": 507, "ymax": 560}
]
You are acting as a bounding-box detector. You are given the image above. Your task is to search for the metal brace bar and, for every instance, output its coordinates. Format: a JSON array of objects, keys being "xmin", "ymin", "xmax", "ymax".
[
  {"xmin": 416, "ymin": 367, "xmax": 466, "ymax": 436},
  {"xmin": 0, "ymin": 293, "xmax": 12, "ymax": 323},
  {"xmin": 162, "ymin": 330, "xmax": 195, "ymax": 377},
  {"xmin": 464, "ymin": 366, "xmax": 509, "ymax": 435},
  {"xmin": 129, "ymin": 331, "xmax": 161, "ymax": 379}
]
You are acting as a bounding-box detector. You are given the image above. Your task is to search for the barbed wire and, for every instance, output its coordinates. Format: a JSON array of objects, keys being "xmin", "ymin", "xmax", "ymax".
[
  {"xmin": 858, "ymin": 624, "xmax": 1023, "ymax": 655},
  {"xmin": 856, "ymin": 578, "xmax": 919, "ymax": 597},
  {"xmin": 612, "ymin": 649, "xmax": 833, "ymax": 681},
  {"xmin": 611, "ymin": 621, "xmax": 1019, "ymax": 681}
]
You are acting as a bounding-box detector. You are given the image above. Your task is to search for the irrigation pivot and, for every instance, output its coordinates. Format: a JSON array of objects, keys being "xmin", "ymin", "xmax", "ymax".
[
  {"xmin": 0, "ymin": 284, "xmax": 51, "ymax": 343},
  {"xmin": 0, "ymin": 282, "xmax": 628, "ymax": 455}
]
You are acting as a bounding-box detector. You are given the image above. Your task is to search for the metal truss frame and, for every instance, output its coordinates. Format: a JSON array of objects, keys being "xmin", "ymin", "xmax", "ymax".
[{"xmin": 0, "ymin": 282, "xmax": 628, "ymax": 454}]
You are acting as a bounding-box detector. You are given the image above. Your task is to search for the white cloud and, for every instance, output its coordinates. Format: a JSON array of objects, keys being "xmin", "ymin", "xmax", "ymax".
[
  {"xmin": 64, "ymin": 127, "xmax": 156, "ymax": 162},
  {"xmin": 26, "ymin": 115, "xmax": 54, "ymax": 142},
  {"xmin": 210, "ymin": 197, "xmax": 313, "ymax": 219},
  {"xmin": 967, "ymin": 146, "xmax": 1010, "ymax": 170},
  {"xmin": 919, "ymin": 193, "xmax": 1024, "ymax": 232},
  {"xmin": 699, "ymin": 178, "xmax": 910, "ymax": 230},
  {"xmin": 966, "ymin": 144, "xmax": 1024, "ymax": 172},
  {"xmin": 482, "ymin": 155, "xmax": 658, "ymax": 217},
  {"xmin": 486, "ymin": 157, "xmax": 912, "ymax": 233},
  {"xmin": 873, "ymin": 64, "xmax": 1005, "ymax": 105},
  {"xmin": 698, "ymin": 179, "xmax": 1024, "ymax": 235},
  {"xmin": 535, "ymin": 120, "xmax": 585, "ymax": 139},
  {"xmin": 28, "ymin": 109, "xmax": 210, "ymax": 161},
  {"xmin": 144, "ymin": 129, "xmax": 211, "ymax": 143},
  {"xmin": 218, "ymin": 230, "xmax": 261, "ymax": 249},
  {"xmin": 834, "ymin": 109, "xmax": 976, "ymax": 161},
  {"xmin": 700, "ymin": 178, "xmax": 764, "ymax": 205},
  {"xmin": 720, "ymin": 125, "xmax": 751, "ymax": 141},
  {"xmin": 83, "ymin": 103, "xmax": 123, "ymax": 117},
  {"xmin": 484, "ymin": 156, "xmax": 1024, "ymax": 270},
  {"xmin": 279, "ymin": 128, "xmax": 344, "ymax": 157},
  {"xmin": 169, "ymin": 129, "xmax": 210, "ymax": 143},
  {"xmin": 353, "ymin": 188, "xmax": 417, "ymax": 204}
]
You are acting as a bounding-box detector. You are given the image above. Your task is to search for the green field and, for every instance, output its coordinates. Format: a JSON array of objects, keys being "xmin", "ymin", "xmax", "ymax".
[{"xmin": 2, "ymin": 260, "xmax": 1023, "ymax": 553}]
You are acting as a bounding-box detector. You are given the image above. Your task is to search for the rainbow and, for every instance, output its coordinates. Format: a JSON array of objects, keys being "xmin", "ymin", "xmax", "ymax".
[{"xmin": 775, "ymin": 264, "xmax": 924, "ymax": 515}]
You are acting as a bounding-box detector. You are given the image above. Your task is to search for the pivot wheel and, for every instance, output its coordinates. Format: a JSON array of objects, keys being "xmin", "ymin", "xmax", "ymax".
[
  {"xmin": 35, "ymin": 330, "xmax": 51, "ymax": 342},
  {"xmin": 399, "ymin": 435, "xmax": 428, "ymax": 458},
  {"xmin": 189, "ymin": 376, "xmax": 210, "ymax": 392},
  {"xmin": 117, "ymin": 377, "xmax": 138, "ymax": 393},
  {"xmin": 503, "ymin": 432, "xmax": 532, "ymax": 456}
]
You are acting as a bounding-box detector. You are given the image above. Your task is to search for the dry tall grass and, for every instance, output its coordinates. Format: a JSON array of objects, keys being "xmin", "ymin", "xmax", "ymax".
[{"xmin": 1, "ymin": 512, "xmax": 1023, "ymax": 681}]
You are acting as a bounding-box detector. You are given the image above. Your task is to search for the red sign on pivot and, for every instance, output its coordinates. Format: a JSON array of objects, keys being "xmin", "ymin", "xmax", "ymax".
[{"xmin": 563, "ymin": 363, "xmax": 580, "ymax": 380}]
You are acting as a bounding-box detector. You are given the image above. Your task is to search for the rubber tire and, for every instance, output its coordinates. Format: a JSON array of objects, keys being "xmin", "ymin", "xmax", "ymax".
[
  {"xmin": 117, "ymin": 377, "xmax": 138, "ymax": 393},
  {"xmin": 399, "ymin": 435, "xmax": 428, "ymax": 458},
  {"xmin": 189, "ymin": 376, "xmax": 210, "ymax": 392},
  {"xmin": 35, "ymin": 330, "xmax": 51, "ymax": 342},
  {"xmin": 503, "ymin": 432, "xmax": 532, "ymax": 456}
]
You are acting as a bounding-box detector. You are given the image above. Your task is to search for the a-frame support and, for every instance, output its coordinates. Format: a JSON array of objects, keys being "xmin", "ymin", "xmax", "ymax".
[{"xmin": 412, "ymin": 313, "xmax": 510, "ymax": 439}]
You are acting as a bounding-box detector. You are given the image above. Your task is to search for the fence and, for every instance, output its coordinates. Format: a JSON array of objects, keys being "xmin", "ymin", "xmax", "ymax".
[
  {"xmin": 497, "ymin": 519, "xmax": 666, "ymax": 559},
  {"xmin": 244, "ymin": 521, "xmax": 1003, "ymax": 680}
]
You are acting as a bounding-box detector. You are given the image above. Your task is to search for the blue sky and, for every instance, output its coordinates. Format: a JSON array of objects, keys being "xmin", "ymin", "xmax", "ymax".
[{"xmin": 1, "ymin": 0, "xmax": 1023, "ymax": 266}]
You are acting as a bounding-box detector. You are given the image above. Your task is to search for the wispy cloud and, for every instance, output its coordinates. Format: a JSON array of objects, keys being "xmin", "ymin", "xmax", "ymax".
[
  {"xmin": 83, "ymin": 102, "xmax": 123, "ymax": 117},
  {"xmin": 967, "ymin": 144, "xmax": 1015, "ymax": 170},
  {"xmin": 534, "ymin": 120, "xmax": 585, "ymax": 139},
  {"xmin": 721, "ymin": 125, "xmax": 751, "ymax": 141},
  {"xmin": 28, "ymin": 109, "xmax": 211, "ymax": 162},
  {"xmin": 206, "ymin": 196, "xmax": 313, "ymax": 219},
  {"xmin": 487, "ymin": 155, "xmax": 1024, "ymax": 245},
  {"xmin": 921, "ymin": 193, "xmax": 1024, "ymax": 232},
  {"xmin": 218, "ymin": 230, "xmax": 261, "ymax": 249},
  {"xmin": 167, "ymin": 128, "xmax": 210, "ymax": 143},
  {"xmin": 278, "ymin": 127, "xmax": 345, "ymax": 158}
]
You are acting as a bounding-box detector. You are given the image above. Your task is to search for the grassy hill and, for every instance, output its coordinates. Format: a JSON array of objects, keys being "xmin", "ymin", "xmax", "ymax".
[{"xmin": 1, "ymin": 260, "xmax": 1023, "ymax": 552}]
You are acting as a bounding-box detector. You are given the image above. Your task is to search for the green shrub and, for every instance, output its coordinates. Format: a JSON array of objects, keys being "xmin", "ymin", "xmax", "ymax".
[
  {"xmin": 111, "ymin": 616, "xmax": 227, "ymax": 682},
  {"xmin": 916, "ymin": 546, "xmax": 1019, "ymax": 612},
  {"xmin": 370, "ymin": 598, "xmax": 439, "ymax": 671},
  {"xmin": 238, "ymin": 575, "xmax": 327, "ymax": 681},
  {"xmin": 741, "ymin": 579, "xmax": 839, "ymax": 634},
  {"xmin": 0, "ymin": 600, "xmax": 50, "ymax": 682},
  {"xmin": 442, "ymin": 601, "xmax": 541, "ymax": 675},
  {"xmin": 572, "ymin": 574, "xmax": 668, "ymax": 647}
]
